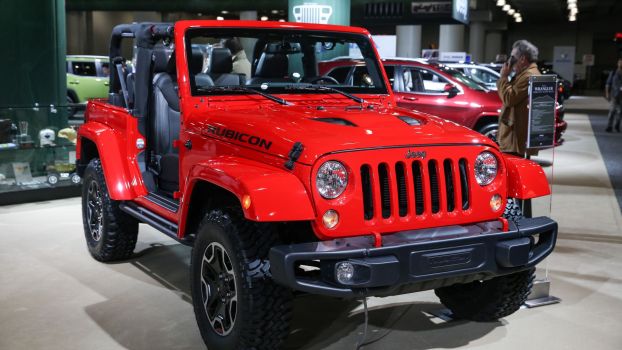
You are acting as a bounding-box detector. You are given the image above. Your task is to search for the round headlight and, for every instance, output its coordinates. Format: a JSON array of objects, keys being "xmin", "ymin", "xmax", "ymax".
[
  {"xmin": 316, "ymin": 161, "xmax": 348, "ymax": 199},
  {"xmin": 474, "ymin": 151, "xmax": 498, "ymax": 186}
]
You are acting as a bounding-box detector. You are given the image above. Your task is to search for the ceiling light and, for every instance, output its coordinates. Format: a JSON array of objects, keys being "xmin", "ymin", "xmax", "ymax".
[
  {"xmin": 567, "ymin": 3, "xmax": 577, "ymax": 9},
  {"xmin": 271, "ymin": 10, "xmax": 279, "ymax": 14},
  {"xmin": 570, "ymin": 7, "xmax": 578, "ymax": 15},
  {"xmin": 508, "ymin": 9, "xmax": 515, "ymax": 15},
  {"xmin": 569, "ymin": 14, "xmax": 576, "ymax": 21},
  {"xmin": 513, "ymin": 12, "xmax": 521, "ymax": 18},
  {"xmin": 502, "ymin": 4, "xmax": 510, "ymax": 11},
  {"xmin": 216, "ymin": 16, "xmax": 224, "ymax": 20},
  {"xmin": 278, "ymin": 19, "xmax": 286, "ymax": 22},
  {"xmin": 567, "ymin": 0, "xmax": 577, "ymax": 4},
  {"xmin": 221, "ymin": 10, "xmax": 229, "ymax": 14},
  {"xmin": 515, "ymin": 17, "xmax": 522, "ymax": 23},
  {"xmin": 260, "ymin": 16, "xmax": 269, "ymax": 21},
  {"xmin": 496, "ymin": 0, "xmax": 506, "ymax": 6}
]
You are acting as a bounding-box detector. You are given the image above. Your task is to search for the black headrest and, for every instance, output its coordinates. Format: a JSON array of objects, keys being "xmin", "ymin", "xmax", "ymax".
[
  {"xmin": 208, "ymin": 47, "xmax": 233, "ymax": 74},
  {"xmin": 254, "ymin": 53, "xmax": 288, "ymax": 78},
  {"xmin": 153, "ymin": 49, "xmax": 171, "ymax": 73},
  {"xmin": 189, "ymin": 48, "xmax": 204, "ymax": 75}
]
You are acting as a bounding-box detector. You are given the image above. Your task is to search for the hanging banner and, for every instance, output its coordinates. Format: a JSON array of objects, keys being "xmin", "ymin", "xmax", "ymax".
[{"xmin": 527, "ymin": 75, "xmax": 557, "ymax": 149}]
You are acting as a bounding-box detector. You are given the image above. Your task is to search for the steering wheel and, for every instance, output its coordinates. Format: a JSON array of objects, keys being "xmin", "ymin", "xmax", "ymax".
[{"xmin": 307, "ymin": 76, "xmax": 340, "ymax": 85}]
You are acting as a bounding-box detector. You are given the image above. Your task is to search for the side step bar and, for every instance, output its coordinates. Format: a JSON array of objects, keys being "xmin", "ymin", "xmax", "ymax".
[{"xmin": 119, "ymin": 202, "xmax": 193, "ymax": 246}]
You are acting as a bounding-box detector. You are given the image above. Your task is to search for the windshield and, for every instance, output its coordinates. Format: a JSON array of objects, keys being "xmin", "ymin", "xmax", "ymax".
[
  {"xmin": 185, "ymin": 28, "xmax": 387, "ymax": 96},
  {"xmin": 437, "ymin": 65, "xmax": 488, "ymax": 91}
]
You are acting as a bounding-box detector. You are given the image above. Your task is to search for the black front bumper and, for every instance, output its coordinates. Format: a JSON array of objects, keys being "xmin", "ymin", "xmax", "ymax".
[{"xmin": 269, "ymin": 217, "xmax": 557, "ymax": 298}]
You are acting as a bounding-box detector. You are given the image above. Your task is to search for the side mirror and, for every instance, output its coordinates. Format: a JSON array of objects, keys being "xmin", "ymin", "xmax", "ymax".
[{"xmin": 444, "ymin": 83, "xmax": 459, "ymax": 98}]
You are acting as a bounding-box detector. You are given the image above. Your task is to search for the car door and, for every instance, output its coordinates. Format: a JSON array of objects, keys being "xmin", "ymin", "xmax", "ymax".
[
  {"xmin": 67, "ymin": 60, "xmax": 108, "ymax": 102},
  {"xmin": 396, "ymin": 65, "xmax": 483, "ymax": 126}
]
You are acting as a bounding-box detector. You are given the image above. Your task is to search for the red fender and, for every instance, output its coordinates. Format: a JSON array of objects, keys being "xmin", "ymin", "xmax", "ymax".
[
  {"xmin": 503, "ymin": 154, "xmax": 551, "ymax": 199},
  {"xmin": 78, "ymin": 123, "xmax": 147, "ymax": 200},
  {"xmin": 178, "ymin": 156, "xmax": 315, "ymax": 235}
]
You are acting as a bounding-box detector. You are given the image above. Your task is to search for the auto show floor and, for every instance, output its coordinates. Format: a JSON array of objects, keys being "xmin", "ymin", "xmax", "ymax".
[{"xmin": 1, "ymin": 110, "xmax": 622, "ymax": 349}]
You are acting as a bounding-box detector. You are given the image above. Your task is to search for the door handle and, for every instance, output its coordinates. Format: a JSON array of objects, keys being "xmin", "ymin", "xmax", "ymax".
[
  {"xmin": 69, "ymin": 81, "xmax": 80, "ymax": 85},
  {"xmin": 402, "ymin": 96, "xmax": 417, "ymax": 101}
]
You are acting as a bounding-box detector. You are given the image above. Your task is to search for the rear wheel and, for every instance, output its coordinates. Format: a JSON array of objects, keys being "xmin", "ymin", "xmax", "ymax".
[
  {"xmin": 190, "ymin": 209, "xmax": 292, "ymax": 350},
  {"xmin": 81, "ymin": 158, "xmax": 138, "ymax": 261}
]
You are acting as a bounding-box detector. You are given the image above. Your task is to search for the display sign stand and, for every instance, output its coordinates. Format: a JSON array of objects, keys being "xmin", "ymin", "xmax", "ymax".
[{"xmin": 523, "ymin": 74, "xmax": 561, "ymax": 308}]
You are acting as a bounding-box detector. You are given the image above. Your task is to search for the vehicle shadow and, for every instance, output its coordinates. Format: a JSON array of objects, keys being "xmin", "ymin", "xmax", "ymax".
[
  {"xmin": 284, "ymin": 296, "xmax": 504, "ymax": 350},
  {"xmin": 86, "ymin": 242, "xmax": 504, "ymax": 350}
]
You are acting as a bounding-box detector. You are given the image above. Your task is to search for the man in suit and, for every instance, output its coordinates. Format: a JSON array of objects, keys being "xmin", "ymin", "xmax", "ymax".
[{"xmin": 497, "ymin": 40, "xmax": 541, "ymax": 156}]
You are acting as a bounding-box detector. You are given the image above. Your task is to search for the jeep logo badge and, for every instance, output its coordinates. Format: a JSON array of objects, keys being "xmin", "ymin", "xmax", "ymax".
[{"xmin": 406, "ymin": 150, "xmax": 426, "ymax": 159}]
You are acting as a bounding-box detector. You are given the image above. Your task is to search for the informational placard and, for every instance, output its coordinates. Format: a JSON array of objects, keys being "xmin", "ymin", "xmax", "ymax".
[{"xmin": 527, "ymin": 75, "xmax": 557, "ymax": 149}]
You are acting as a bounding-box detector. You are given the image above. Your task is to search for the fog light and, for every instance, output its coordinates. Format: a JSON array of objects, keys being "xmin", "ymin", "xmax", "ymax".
[
  {"xmin": 490, "ymin": 194, "xmax": 503, "ymax": 212},
  {"xmin": 322, "ymin": 210, "xmax": 339, "ymax": 229},
  {"xmin": 335, "ymin": 262, "xmax": 355, "ymax": 284}
]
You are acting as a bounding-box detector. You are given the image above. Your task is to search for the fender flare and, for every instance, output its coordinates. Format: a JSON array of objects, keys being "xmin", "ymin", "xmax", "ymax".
[
  {"xmin": 179, "ymin": 156, "xmax": 316, "ymax": 232},
  {"xmin": 78, "ymin": 122, "xmax": 147, "ymax": 200},
  {"xmin": 503, "ymin": 154, "xmax": 550, "ymax": 199}
]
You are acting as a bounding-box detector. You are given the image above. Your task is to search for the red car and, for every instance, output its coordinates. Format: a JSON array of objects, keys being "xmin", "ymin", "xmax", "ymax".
[
  {"xmin": 77, "ymin": 21, "xmax": 557, "ymax": 350},
  {"xmin": 319, "ymin": 57, "xmax": 566, "ymax": 145}
]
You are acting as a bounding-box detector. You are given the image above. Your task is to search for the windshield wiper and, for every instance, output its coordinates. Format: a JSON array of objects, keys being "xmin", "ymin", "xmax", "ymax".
[
  {"xmin": 196, "ymin": 86, "xmax": 289, "ymax": 105},
  {"xmin": 284, "ymin": 83, "xmax": 365, "ymax": 104}
]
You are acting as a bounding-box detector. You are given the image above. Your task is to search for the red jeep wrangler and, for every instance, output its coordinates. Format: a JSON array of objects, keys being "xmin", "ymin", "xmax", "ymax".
[{"xmin": 77, "ymin": 21, "xmax": 557, "ymax": 350}]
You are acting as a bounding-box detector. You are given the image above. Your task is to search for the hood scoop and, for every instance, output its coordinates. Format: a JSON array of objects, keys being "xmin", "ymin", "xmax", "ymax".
[
  {"xmin": 311, "ymin": 117, "xmax": 357, "ymax": 127},
  {"xmin": 397, "ymin": 115, "xmax": 423, "ymax": 126}
]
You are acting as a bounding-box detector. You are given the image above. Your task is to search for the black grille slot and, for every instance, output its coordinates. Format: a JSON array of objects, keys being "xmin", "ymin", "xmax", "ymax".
[
  {"xmin": 412, "ymin": 161, "xmax": 424, "ymax": 215},
  {"xmin": 444, "ymin": 159, "xmax": 455, "ymax": 212},
  {"xmin": 395, "ymin": 163, "xmax": 407, "ymax": 217},
  {"xmin": 361, "ymin": 165, "xmax": 374, "ymax": 220},
  {"xmin": 428, "ymin": 161, "xmax": 440, "ymax": 214},
  {"xmin": 459, "ymin": 159, "xmax": 470, "ymax": 210},
  {"xmin": 378, "ymin": 163, "xmax": 391, "ymax": 218}
]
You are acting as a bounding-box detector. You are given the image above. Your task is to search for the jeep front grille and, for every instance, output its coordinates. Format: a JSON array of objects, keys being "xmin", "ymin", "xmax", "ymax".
[{"xmin": 360, "ymin": 158, "xmax": 470, "ymax": 220}]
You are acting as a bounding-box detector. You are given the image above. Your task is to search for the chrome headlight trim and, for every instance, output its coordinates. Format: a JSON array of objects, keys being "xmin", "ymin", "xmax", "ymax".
[
  {"xmin": 474, "ymin": 151, "xmax": 498, "ymax": 186},
  {"xmin": 316, "ymin": 161, "xmax": 348, "ymax": 199}
]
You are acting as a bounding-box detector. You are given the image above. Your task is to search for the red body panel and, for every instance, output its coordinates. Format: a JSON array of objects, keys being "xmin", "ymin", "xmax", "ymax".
[
  {"xmin": 503, "ymin": 154, "xmax": 551, "ymax": 199},
  {"xmin": 79, "ymin": 101, "xmax": 147, "ymax": 200},
  {"xmin": 78, "ymin": 20, "xmax": 552, "ymax": 242}
]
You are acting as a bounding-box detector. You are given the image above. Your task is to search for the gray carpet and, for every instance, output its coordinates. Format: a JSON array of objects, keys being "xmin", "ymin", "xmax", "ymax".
[{"xmin": 589, "ymin": 114, "xmax": 622, "ymax": 212}]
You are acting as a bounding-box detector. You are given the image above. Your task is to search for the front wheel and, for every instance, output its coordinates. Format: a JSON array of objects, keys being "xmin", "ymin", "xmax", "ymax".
[
  {"xmin": 190, "ymin": 209, "xmax": 292, "ymax": 350},
  {"xmin": 435, "ymin": 268, "xmax": 535, "ymax": 321}
]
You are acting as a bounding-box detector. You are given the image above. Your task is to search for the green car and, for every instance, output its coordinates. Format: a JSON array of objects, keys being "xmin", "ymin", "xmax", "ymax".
[{"xmin": 66, "ymin": 55, "xmax": 109, "ymax": 115}]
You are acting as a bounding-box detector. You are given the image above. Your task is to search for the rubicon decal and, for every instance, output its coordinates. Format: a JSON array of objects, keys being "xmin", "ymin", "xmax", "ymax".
[{"xmin": 203, "ymin": 125, "xmax": 273, "ymax": 150}]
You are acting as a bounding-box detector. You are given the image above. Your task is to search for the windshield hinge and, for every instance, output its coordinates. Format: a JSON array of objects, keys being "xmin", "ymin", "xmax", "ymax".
[{"xmin": 285, "ymin": 142, "xmax": 304, "ymax": 170}]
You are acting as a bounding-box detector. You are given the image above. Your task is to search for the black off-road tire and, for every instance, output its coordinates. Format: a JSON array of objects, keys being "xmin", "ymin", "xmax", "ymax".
[
  {"xmin": 81, "ymin": 158, "xmax": 138, "ymax": 262},
  {"xmin": 435, "ymin": 268, "xmax": 535, "ymax": 322},
  {"xmin": 434, "ymin": 198, "xmax": 532, "ymax": 321},
  {"xmin": 503, "ymin": 197, "xmax": 524, "ymax": 222},
  {"xmin": 190, "ymin": 209, "xmax": 293, "ymax": 350}
]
